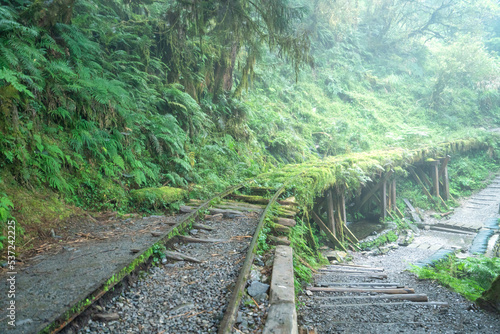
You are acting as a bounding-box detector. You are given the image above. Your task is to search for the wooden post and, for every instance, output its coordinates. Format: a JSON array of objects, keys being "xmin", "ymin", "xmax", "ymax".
[
  {"xmin": 327, "ymin": 189, "xmax": 335, "ymax": 236},
  {"xmin": 340, "ymin": 191, "xmax": 346, "ymax": 224},
  {"xmin": 439, "ymin": 156, "xmax": 450, "ymax": 201},
  {"xmin": 381, "ymin": 179, "xmax": 387, "ymax": 220},
  {"xmin": 391, "ymin": 179, "xmax": 396, "ymax": 210},
  {"xmin": 356, "ymin": 170, "xmax": 393, "ymax": 211},
  {"xmin": 311, "ymin": 211, "xmax": 347, "ymax": 251},
  {"xmin": 430, "ymin": 161, "xmax": 440, "ymax": 198}
]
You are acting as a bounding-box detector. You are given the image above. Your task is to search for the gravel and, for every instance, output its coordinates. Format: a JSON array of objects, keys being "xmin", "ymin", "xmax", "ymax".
[
  {"xmin": 299, "ymin": 177, "xmax": 500, "ymax": 333},
  {"xmin": 75, "ymin": 211, "xmax": 263, "ymax": 334}
]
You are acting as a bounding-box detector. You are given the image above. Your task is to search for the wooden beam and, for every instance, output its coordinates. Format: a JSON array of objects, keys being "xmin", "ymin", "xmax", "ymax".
[
  {"xmin": 391, "ymin": 179, "xmax": 396, "ymax": 211},
  {"xmin": 340, "ymin": 192, "xmax": 346, "ymax": 225},
  {"xmin": 307, "ymin": 287, "xmax": 415, "ymax": 294},
  {"xmin": 438, "ymin": 155, "xmax": 450, "ymax": 178},
  {"xmin": 409, "ymin": 167, "xmax": 437, "ymax": 205},
  {"xmin": 357, "ymin": 170, "xmax": 393, "ymax": 211},
  {"xmin": 311, "ymin": 211, "xmax": 347, "ymax": 252},
  {"xmin": 440, "ymin": 156, "xmax": 451, "ymax": 201},
  {"xmin": 415, "ymin": 166, "xmax": 432, "ymax": 188},
  {"xmin": 381, "ymin": 179, "xmax": 387, "ymax": 220},
  {"xmin": 430, "ymin": 161, "xmax": 440, "ymax": 198},
  {"xmin": 327, "ymin": 189, "xmax": 335, "ymax": 236},
  {"xmin": 403, "ymin": 198, "xmax": 422, "ymax": 223}
]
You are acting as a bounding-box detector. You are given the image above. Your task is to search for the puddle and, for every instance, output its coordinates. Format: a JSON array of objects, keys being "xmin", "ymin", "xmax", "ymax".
[{"xmin": 347, "ymin": 220, "xmax": 388, "ymax": 240}]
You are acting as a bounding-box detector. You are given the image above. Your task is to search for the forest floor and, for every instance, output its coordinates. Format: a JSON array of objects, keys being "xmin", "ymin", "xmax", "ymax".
[{"xmin": 299, "ymin": 175, "xmax": 500, "ymax": 333}]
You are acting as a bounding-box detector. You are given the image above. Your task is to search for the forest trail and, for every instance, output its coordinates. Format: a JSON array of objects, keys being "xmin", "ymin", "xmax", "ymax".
[{"xmin": 298, "ymin": 175, "xmax": 500, "ymax": 333}]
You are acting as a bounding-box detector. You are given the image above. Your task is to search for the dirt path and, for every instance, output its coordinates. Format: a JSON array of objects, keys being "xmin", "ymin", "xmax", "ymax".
[
  {"xmin": 299, "ymin": 175, "xmax": 500, "ymax": 333},
  {"xmin": 0, "ymin": 213, "xmax": 185, "ymax": 333}
]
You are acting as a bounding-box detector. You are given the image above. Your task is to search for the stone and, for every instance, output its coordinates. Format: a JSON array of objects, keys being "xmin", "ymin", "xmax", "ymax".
[
  {"xmin": 236, "ymin": 311, "xmax": 243, "ymax": 324},
  {"xmin": 247, "ymin": 281, "xmax": 270, "ymax": 297},
  {"xmin": 250, "ymin": 269, "xmax": 262, "ymax": 282},
  {"xmin": 255, "ymin": 293, "xmax": 268, "ymax": 303}
]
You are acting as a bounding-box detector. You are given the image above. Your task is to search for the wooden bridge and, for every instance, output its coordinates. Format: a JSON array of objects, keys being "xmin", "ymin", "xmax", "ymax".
[{"xmin": 255, "ymin": 138, "xmax": 491, "ymax": 250}]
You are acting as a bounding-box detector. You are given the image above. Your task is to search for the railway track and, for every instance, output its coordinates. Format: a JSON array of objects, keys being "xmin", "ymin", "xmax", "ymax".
[{"xmin": 46, "ymin": 183, "xmax": 297, "ymax": 334}]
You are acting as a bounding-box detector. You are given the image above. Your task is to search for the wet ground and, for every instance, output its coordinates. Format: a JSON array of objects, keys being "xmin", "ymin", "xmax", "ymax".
[
  {"xmin": 299, "ymin": 174, "xmax": 500, "ymax": 333},
  {"xmin": 0, "ymin": 213, "xmax": 185, "ymax": 333}
]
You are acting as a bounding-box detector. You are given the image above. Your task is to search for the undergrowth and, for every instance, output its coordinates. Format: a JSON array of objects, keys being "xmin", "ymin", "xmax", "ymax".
[{"xmin": 410, "ymin": 255, "xmax": 500, "ymax": 301}]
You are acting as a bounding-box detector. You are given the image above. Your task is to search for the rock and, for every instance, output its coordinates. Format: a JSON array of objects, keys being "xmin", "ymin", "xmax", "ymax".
[
  {"xmin": 424, "ymin": 225, "xmax": 430, "ymax": 230},
  {"xmin": 161, "ymin": 258, "xmax": 168, "ymax": 265},
  {"xmin": 247, "ymin": 281, "xmax": 270, "ymax": 297},
  {"xmin": 94, "ymin": 313, "xmax": 120, "ymax": 322},
  {"xmin": 236, "ymin": 311, "xmax": 243, "ymax": 324},
  {"xmin": 255, "ymin": 293, "xmax": 268, "ymax": 302},
  {"xmin": 323, "ymin": 250, "xmax": 348, "ymax": 262},
  {"xmin": 250, "ymin": 269, "xmax": 262, "ymax": 282}
]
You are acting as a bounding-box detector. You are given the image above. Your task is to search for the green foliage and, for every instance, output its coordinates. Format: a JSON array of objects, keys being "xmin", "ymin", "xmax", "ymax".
[
  {"xmin": 256, "ymin": 216, "xmax": 272, "ymax": 255},
  {"xmin": 358, "ymin": 230, "xmax": 398, "ymax": 251},
  {"xmin": 290, "ymin": 217, "xmax": 327, "ymax": 294},
  {"xmin": 410, "ymin": 255, "xmax": 500, "ymax": 301},
  {"xmin": 151, "ymin": 243, "xmax": 167, "ymax": 265},
  {"xmin": 130, "ymin": 186, "xmax": 187, "ymax": 212}
]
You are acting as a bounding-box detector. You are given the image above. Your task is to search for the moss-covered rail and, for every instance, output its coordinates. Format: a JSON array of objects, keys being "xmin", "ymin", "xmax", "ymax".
[{"xmin": 218, "ymin": 184, "xmax": 288, "ymax": 333}]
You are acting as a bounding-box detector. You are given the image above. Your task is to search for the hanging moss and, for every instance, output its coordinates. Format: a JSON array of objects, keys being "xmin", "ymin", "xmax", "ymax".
[{"xmin": 254, "ymin": 137, "xmax": 492, "ymax": 213}]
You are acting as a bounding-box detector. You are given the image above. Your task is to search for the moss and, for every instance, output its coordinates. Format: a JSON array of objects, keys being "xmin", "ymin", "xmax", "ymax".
[
  {"xmin": 130, "ymin": 186, "xmax": 187, "ymax": 211},
  {"xmin": 254, "ymin": 137, "xmax": 492, "ymax": 213},
  {"xmin": 359, "ymin": 230, "xmax": 398, "ymax": 251}
]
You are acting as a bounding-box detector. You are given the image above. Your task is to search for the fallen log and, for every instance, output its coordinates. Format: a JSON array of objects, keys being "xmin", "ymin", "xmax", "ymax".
[
  {"xmin": 307, "ymin": 287, "xmax": 415, "ymax": 294},
  {"xmin": 313, "ymin": 293, "xmax": 428, "ymax": 302},
  {"xmin": 165, "ymin": 251, "xmax": 201, "ymax": 263}
]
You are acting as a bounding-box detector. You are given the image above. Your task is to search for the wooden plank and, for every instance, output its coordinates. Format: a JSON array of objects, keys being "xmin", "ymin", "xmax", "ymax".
[
  {"xmin": 323, "ymin": 265, "xmax": 385, "ymax": 271},
  {"xmin": 307, "ymin": 287, "xmax": 415, "ymax": 294},
  {"xmin": 311, "ymin": 211, "xmax": 347, "ymax": 251},
  {"xmin": 314, "ymin": 294, "xmax": 428, "ymax": 302},
  {"xmin": 329, "ymin": 264, "xmax": 384, "ymax": 270},
  {"xmin": 315, "ymin": 282, "xmax": 403, "ymax": 288},
  {"xmin": 403, "ymin": 198, "xmax": 421, "ymax": 223},
  {"xmin": 319, "ymin": 301, "xmax": 448, "ymax": 308}
]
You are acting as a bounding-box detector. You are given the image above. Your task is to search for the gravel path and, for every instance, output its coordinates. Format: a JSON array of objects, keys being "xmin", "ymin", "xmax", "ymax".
[
  {"xmin": 299, "ymin": 176, "xmax": 500, "ymax": 333},
  {"xmin": 74, "ymin": 211, "xmax": 262, "ymax": 334}
]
